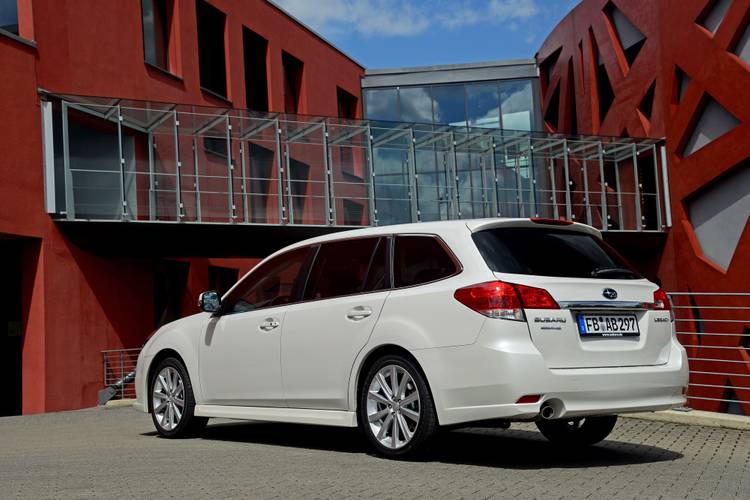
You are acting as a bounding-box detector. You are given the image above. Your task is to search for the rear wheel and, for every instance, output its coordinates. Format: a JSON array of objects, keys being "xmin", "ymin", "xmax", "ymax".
[
  {"xmin": 358, "ymin": 355, "xmax": 437, "ymax": 458},
  {"xmin": 536, "ymin": 415, "xmax": 618, "ymax": 446},
  {"xmin": 150, "ymin": 357, "xmax": 207, "ymax": 438}
]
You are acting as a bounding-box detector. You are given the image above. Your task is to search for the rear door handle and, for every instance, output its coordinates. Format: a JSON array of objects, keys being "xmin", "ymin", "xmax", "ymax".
[
  {"xmin": 346, "ymin": 306, "xmax": 373, "ymax": 321},
  {"xmin": 259, "ymin": 318, "xmax": 280, "ymax": 331}
]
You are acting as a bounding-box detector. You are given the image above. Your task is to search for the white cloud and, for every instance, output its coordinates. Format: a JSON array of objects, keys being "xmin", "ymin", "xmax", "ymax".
[
  {"xmin": 489, "ymin": 0, "xmax": 539, "ymax": 19},
  {"xmin": 273, "ymin": 0, "xmax": 542, "ymax": 37}
]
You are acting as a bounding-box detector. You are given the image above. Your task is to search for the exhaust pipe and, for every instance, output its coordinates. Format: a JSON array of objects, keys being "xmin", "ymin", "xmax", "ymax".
[{"xmin": 540, "ymin": 403, "xmax": 556, "ymax": 420}]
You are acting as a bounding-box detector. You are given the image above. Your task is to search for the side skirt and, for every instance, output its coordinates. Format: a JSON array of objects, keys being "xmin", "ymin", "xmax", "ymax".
[{"xmin": 193, "ymin": 405, "xmax": 358, "ymax": 427}]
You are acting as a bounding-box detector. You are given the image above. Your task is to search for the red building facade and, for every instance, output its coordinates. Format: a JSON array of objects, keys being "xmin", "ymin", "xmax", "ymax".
[
  {"xmin": 538, "ymin": 0, "xmax": 750, "ymax": 413},
  {"xmin": 0, "ymin": 0, "xmax": 363, "ymax": 415}
]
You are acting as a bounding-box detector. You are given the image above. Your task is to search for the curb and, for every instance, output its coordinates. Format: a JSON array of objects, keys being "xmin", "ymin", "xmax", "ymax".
[
  {"xmin": 104, "ymin": 399, "xmax": 136, "ymax": 409},
  {"xmin": 622, "ymin": 409, "xmax": 750, "ymax": 431}
]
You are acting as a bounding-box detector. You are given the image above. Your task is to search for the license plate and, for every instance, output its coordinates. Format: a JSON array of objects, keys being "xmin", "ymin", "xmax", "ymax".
[{"xmin": 577, "ymin": 314, "xmax": 639, "ymax": 337}]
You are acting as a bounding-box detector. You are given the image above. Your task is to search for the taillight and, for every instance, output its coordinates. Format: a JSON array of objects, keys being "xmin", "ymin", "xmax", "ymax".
[
  {"xmin": 653, "ymin": 288, "xmax": 674, "ymax": 320},
  {"xmin": 454, "ymin": 280, "xmax": 559, "ymax": 321},
  {"xmin": 515, "ymin": 283, "xmax": 560, "ymax": 309}
]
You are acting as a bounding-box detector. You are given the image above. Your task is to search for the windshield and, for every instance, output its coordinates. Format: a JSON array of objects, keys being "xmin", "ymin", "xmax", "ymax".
[{"xmin": 472, "ymin": 227, "xmax": 641, "ymax": 279}]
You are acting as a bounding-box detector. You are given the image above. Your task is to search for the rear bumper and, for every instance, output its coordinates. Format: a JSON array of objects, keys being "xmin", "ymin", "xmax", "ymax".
[{"xmin": 412, "ymin": 321, "xmax": 689, "ymax": 426}]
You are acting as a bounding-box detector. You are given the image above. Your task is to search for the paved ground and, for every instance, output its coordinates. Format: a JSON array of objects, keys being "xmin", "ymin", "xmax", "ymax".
[{"xmin": 1, "ymin": 406, "xmax": 748, "ymax": 499}]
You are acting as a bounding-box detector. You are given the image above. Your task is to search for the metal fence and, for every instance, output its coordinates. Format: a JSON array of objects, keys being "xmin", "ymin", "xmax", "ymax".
[
  {"xmin": 669, "ymin": 292, "xmax": 750, "ymax": 414},
  {"xmin": 100, "ymin": 348, "xmax": 140, "ymax": 403},
  {"xmin": 41, "ymin": 93, "xmax": 671, "ymax": 232}
]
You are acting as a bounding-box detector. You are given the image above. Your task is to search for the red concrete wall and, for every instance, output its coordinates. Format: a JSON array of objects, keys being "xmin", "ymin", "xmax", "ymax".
[
  {"xmin": 538, "ymin": 0, "xmax": 750, "ymax": 414},
  {"xmin": 0, "ymin": 0, "xmax": 364, "ymax": 412}
]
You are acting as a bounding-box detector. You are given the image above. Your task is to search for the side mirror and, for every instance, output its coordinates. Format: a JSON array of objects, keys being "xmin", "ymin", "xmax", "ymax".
[{"xmin": 198, "ymin": 291, "xmax": 221, "ymax": 314}]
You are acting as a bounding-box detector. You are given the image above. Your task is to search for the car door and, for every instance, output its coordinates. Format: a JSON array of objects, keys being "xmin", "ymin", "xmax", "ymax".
[
  {"xmin": 198, "ymin": 246, "xmax": 312, "ymax": 407},
  {"xmin": 281, "ymin": 236, "xmax": 390, "ymax": 410}
]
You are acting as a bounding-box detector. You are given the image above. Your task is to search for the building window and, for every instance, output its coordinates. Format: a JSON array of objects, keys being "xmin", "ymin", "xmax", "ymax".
[
  {"xmin": 0, "ymin": 0, "xmax": 19, "ymax": 35},
  {"xmin": 208, "ymin": 266, "xmax": 239, "ymax": 297},
  {"xmin": 398, "ymin": 86, "xmax": 433, "ymax": 123},
  {"xmin": 204, "ymin": 137, "xmax": 228, "ymax": 158},
  {"xmin": 282, "ymin": 51, "xmax": 304, "ymax": 114},
  {"xmin": 363, "ymin": 88, "xmax": 399, "ymax": 122},
  {"xmin": 337, "ymin": 87, "xmax": 359, "ymax": 119},
  {"xmin": 196, "ymin": 0, "xmax": 227, "ymax": 98},
  {"xmin": 243, "ymin": 27, "xmax": 269, "ymax": 112},
  {"xmin": 500, "ymin": 80, "xmax": 534, "ymax": 131},
  {"xmin": 141, "ymin": 0, "xmax": 172, "ymax": 71}
]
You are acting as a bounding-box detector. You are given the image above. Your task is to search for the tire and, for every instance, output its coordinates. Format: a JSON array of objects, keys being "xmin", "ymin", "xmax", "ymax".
[
  {"xmin": 358, "ymin": 354, "xmax": 438, "ymax": 458},
  {"xmin": 535, "ymin": 415, "xmax": 618, "ymax": 446},
  {"xmin": 149, "ymin": 357, "xmax": 208, "ymax": 438}
]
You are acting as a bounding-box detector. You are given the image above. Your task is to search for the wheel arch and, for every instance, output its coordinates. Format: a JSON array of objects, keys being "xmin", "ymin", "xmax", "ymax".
[
  {"xmin": 145, "ymin": 348, "xmax": 187, "ymax": 413},
  {"xmin": 351, "ymin": 344, "xmax": 439, "ymax": 425}
]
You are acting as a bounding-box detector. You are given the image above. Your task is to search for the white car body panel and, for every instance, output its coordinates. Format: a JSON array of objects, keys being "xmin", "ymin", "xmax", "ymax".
[
  {"xmin": 134, "ymin": 218, "xmax": 688, "ymax": 428},
  {"xmin": 198, "ymin": 309, "xmax": 285, "ymax": 407},
  {"xmin": 281, "ymin": 291, "xmax": 389, "ymax": 409}
]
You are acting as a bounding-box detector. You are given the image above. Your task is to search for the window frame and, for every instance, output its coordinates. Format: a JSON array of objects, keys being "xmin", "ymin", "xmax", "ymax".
[
  {"xmin": 299, "ymin": 235, "xmax": 391, "ymax": 304},
  {"xmin": 218, "ymin": 245, "xmax": 316, "ymax": 315},
  {"xmin": 390, "ymin": 233, "xmax": 463, "ymax": 290}
]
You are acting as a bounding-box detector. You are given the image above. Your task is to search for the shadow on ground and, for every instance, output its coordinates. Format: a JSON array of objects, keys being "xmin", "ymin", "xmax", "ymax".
[{"xmin": 144, "ymin": 421, "xmax": 683, "ymax": 469}]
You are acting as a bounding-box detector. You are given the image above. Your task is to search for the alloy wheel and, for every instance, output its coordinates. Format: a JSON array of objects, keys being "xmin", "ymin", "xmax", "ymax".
[
  {"xmin": 366, "ymin": 364, "xmax": 421, "ymax": 449},
  {"xmin": 152, "ymin": 366, "xmax": 185, "ymax": 431}
]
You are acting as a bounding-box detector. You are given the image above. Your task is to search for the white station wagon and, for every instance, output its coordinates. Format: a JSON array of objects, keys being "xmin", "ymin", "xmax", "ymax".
[{"xmin": 134, "ymin": 218, "xmax": 688, "ymax": 457}]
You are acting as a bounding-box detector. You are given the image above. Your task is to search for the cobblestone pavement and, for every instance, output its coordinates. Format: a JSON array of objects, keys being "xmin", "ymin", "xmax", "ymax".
[{"xmin": 1, "ymin": 406, "xmax": 748, "ymax": 499}]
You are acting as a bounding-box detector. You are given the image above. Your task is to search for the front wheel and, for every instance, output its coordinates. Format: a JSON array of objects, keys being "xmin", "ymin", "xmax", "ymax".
[
  {"xmin": 150, "ymin": 357, "xmax": 207, "ymax": 438},
  {"xmin": 358, "ymin": 355, "xmax": 438, "ymax": 458},
  {"xmin": 535, "ymin": 415, "xmax": 618, "ymax": 446}
]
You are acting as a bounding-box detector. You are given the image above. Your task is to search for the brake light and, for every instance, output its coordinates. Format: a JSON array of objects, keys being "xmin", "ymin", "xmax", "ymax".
[
  {"xmin": 454, "ymin": 281, "xmax": 559, "ymax": 321},
  {"xmin": 515, "ymin": 283, "xmax": 560, "ymax": 309},
  {"xmin": 530, "ymin": 217, "xmax": 574, "ymax": 226},
  {"xmin": 653, "ymin": 288, "xmax": 674, "ymax": 320}
]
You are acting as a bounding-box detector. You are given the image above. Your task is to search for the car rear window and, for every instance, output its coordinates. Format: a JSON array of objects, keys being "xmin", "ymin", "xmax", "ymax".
[
  {"xmin": 393, "ymin": 235, "xmax": 459, "ymax": 288},
  {"xmin": 472, "ymin": 227, "xmax": 641, "ymax": 279}
]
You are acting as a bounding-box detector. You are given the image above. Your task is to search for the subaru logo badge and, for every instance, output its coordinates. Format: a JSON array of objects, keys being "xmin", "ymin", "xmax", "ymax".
[{"xmin": 602, "ymin": 288, "xmax": 618, "ymax": 300}]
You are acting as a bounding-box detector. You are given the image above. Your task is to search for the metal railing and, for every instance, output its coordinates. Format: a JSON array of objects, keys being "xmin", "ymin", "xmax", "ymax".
[
  {"xmin": 40, "ymin": 93, "xmax": 671, "ymax": 232},
  {"xmin": 99, "ymin": 348, "xmax": 140, "ymax": 404},
  {"xmin": 669, "ymin": 292, "xmax": 750, "ymax": 414}
]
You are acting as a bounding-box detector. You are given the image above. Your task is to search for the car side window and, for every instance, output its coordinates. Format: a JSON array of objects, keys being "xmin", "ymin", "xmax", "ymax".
[
  {"xmin": 225, "ymin": 247, "xmax": 310, "ymax": 313},
  {"xmin": 393, "ymin": 235, "xmax": 458, "ymax": 288},
  {"xmin": 303, "ymin": 237, "xmax": 384, "ymax": 301}
]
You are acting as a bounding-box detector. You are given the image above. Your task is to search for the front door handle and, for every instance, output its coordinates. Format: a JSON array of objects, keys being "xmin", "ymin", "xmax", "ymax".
[
  {"xmin": 259, "ymin": 318, "xmax": 280, "ymax": 331},
  {"xmin": 346, "ymin": 306, "xmax": 373, "ymax": 321}
]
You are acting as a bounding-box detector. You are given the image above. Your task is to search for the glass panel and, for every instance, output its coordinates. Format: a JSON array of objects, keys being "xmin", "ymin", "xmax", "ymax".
[
  {"xmin": 364, "ymin": 89, "xmax": 399, "ymax": 122},
  {"xmin": 466, "ymin": 83, "xmax": 500, "ymax": 128},
  {"xmin": 195, "ymin": 123, "xmax": 231, "ymax": 223},
  {"xmin": 431, "ymin": 85, "xmax": 467, "ymax": 127},
  {"xmin": 226, "ymin": 247, "xmax": 310, "ymax": 313},
  {"xmin": 500, "ymin": 80, "xmax": 534, "ymax": 131},
  {"xmin": 372, "ymin": 147, "xmax": 410, "ymax": 225},
  {"xmin": 151, "ymin": 113, "xmax": 179, "ymax": 221},
  {"xmin": 0, "ymin": 0, "xmax": 19, "ymax": 34},
  {"xmin": 284, "ymin": 121, "xmax": 327, "ymax": 225},
  {"xmin": 472, "ymin": 228, "xmax": 640, "ymax": 278},
  {"xmin": 394, "ymin": 236, "xmax": 458, "ymax": 287},
  {"xmin": 398, "ymin": 87, "xmax": 434, "ymax": 124},
  {"xmin": 141, "ymin": 0, "xmax": 169, "ymax": 70},
  {"xmin": 66, "ymin": 110, "xmax": 135, "ymax": 220},
  {"xmin": 303, "ymin": 237, "xmax": 380, "ymax": 301},
  {"xmin": 328, "ymin": 121, "xmax": 371, "ymax": 226},
  {"xmin": 196, "ymin": 0, "xmax": 227, "ymax": 97}
]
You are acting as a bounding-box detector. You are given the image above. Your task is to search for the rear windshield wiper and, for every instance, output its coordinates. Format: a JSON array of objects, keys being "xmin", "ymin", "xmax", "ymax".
[{"xmin": 590, "ymin": 267, "xmax": 638, "ymax": 278}]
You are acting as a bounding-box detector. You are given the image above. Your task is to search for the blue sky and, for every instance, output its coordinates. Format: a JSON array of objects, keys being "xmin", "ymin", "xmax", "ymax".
[{"xmin": 274, "ymin": 0, "xmax": 580, "ymax": 68}]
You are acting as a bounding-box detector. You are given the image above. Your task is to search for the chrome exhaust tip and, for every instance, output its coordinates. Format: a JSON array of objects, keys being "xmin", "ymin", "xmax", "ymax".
[{"xmin": 540, "ymin": 404, "xmax": 556, "ymax": 420}]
